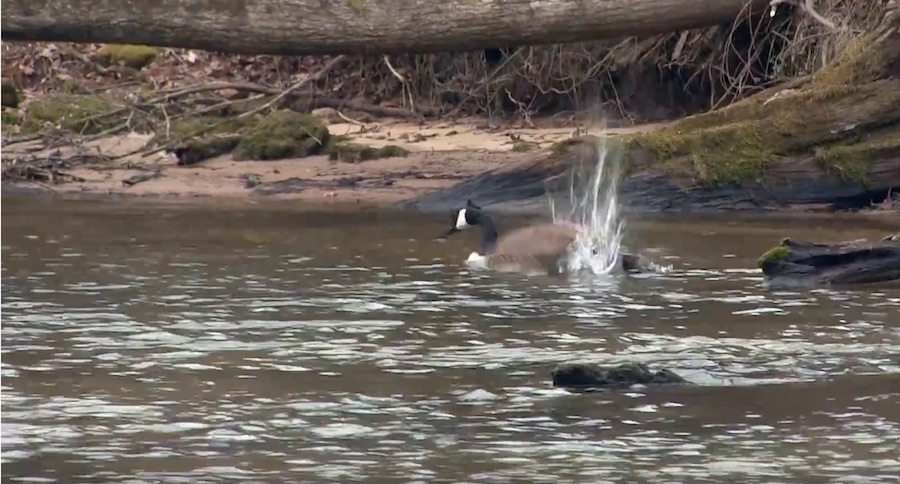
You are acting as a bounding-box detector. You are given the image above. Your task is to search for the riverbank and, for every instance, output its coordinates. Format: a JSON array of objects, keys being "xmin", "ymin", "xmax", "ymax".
[{"xmin": 1, "ymin": 117, "xmax": 655, "ymax": 208}]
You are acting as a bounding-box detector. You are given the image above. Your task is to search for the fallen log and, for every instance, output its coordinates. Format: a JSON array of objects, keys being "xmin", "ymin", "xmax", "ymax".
[
  {"xmin": 552, "ymin": 362, "xmax": 686, "ymax": 389},
  {"xmin": 1, "ymin": 0, "xmax": 765, "ymax": 56},
  {"xmin": 758, "ymin": 236, "xmax": 900, "ymax": 285},
  {"xmin": 393, "ymin": 136, "xmax": 900, "ymax": 215}
]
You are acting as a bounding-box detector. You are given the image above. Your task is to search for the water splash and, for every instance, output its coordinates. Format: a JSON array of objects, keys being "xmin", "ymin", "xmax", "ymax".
[{"xmin": 550, "ymin": 135, "xmax": 624, "ymax": 275}]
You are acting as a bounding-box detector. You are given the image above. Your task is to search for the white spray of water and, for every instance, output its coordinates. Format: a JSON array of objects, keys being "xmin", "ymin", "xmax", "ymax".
[{"xmin": 550, "ymin": 135, "xmax": 624, "ymax": 275}]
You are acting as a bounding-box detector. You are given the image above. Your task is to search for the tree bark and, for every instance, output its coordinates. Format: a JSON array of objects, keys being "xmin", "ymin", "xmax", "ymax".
[{"xmin": 1, "ymin": 0, "xmax": 764, "ymax": 55}]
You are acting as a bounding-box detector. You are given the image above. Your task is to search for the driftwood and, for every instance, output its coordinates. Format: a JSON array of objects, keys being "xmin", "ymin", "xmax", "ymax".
[
  {"xmin": 552, "ymin": 362, "xmax": 686, "ymax": 389},
  {"xmin": 758, "ymin": 236, "xmax": 900, "ymax": 285},
  {"xmin": 2, "ymin": 152, "xmax": 95, "ymax": 184},
  {"xmin": 121, "ymin": 169, "xmax": 162, "ymax": 187}
]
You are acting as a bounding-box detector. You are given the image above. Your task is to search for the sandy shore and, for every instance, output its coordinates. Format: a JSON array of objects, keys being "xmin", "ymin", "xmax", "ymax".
[{"xmin": 1, "ymin": 118, "xmax": 656, "ymax": 207}]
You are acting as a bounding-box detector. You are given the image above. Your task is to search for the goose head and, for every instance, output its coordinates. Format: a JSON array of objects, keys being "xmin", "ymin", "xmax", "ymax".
[
  {"xmin": 443, "ymin": 200, "xmax": 497, "ymax": 267},
  {"xmin": 444, "ymin": 199, "xmax": 484, "ymax": 237}
]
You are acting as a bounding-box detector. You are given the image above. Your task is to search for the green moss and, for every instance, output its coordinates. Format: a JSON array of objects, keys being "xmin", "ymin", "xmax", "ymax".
[
  {"xmin": 511, "ymin": 140, "xmax": 539, "ymax": 152},
  {"xmin": 813, "ymin": 125, "xmax": 900, "ymax": 186},
  {"xmin": 345, "ymin": 0, "xmax": 366, "ymax": 13},
  {"xmin": 758, "ymin": 245, "xmax": 791, "ymax": 268},
  {"xmin": 2, "ymin": 110, "xmax": 22, "ymax": 127},
  {"xmin": 233, "ymin": 110, "xmax": 330, "ymax": 160},
  {"xmin": 687, "ymin": 125, "xmax": 777, "ymax": 184},
  {"xmin": 810, "ymin": 37, "xmax": 879, "ymax": 88},
  {"xmin": 97, "ymin": 44, "xmax": 159, "ymax": 69},
  {"xmin": 22, "ymin": 94, "xmax": 117, "ymax": 134},
  {"xmin": 628, "ymin": 122, "xmax": 778, "ymax": 185},
  {"xmin": 2, "ymin": 80, "xmax": 20, "ymax": 108},
  {"xmin": 326, "ymin": 142, "xmax": 408, "ymax": 163},
  {"xmin": 165, "ymin": 116, "xmax": 247, "ymax": 141}
]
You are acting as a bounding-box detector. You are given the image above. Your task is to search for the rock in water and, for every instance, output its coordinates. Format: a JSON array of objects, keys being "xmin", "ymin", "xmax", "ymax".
[
  {"xmin": 552, "ymin": 362, "xmax": 685, "ymax": 389},
  {"xmin": 758, "ymin": 236, "xmax": 900, "ymax": 285},
  {"xmin": 621, "ymin": 253, "xmax": 654, "ymax": 273}
]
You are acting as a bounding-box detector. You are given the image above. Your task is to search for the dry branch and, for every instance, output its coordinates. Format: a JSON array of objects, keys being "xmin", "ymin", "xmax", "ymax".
[{"xmin": 238, "ymin": 55, "xmax": 348, "ymax": 119}]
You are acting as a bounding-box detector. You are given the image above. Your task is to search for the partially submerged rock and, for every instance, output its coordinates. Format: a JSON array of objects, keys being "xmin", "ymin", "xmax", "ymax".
[
  {"xmin": 621, "ymin": 253, "xmax": 652, "ymax": 273},
  {"xmin": 552, "ymin": 362, "xmax": 685, "ymax": 389},
  {"xmin": 759, "ymin": 237, "xmax": 900, "ymax": 285},
  {"xmin": 97, "ymin": 44, "xmax": 159, "ymax": 69}
]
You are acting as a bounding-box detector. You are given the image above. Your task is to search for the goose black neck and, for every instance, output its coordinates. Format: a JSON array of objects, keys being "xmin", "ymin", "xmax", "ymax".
[{"xmin": 478, "ymin": 214, "xmax": 498, "ymax": 255}]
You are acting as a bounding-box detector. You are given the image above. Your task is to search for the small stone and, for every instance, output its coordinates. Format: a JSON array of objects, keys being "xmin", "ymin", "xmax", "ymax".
[
  {"xmin": 311, "ymin": 107, "xmax": 341, "ymax": 123},
  {"xmin": 217, "ymin": 88, "xmax": 246, "ymax": 100}
]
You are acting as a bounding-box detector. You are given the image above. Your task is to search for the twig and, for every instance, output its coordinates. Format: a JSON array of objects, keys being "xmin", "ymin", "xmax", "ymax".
[
  {"xmin": 73, "ymin": 81, "xmax": 281, "ymax": 129},
  {"xmin": 171, "ymin": 93, "xmax": 267, "ymax": 119},
  {"xmin": 3, "ymin": 134, "xmax": 43, "ymax": 146},
  {"xmin": 161, "ymin": 105, "xmax": 171, "ymax": 139},
  {"xmin": 238, "ymin": 55, "xmax": 348, "ymax": 119},
  {"xmin": 383, "ymin": 56, "xmax": 416, "ymax": 113},
  {"xmin": 336, "ymin": 111, "xmax": 368, "ymax": 127},
  {"xmin": 301, "ymin": 97, "xmax": 426, "ymax": 118},
  {"xmin": 382, "ymin": 56, "xmax": 407, "ymax": 83},
  {"xmin": 769, "ymin": 0, "xmax": 838, "ymax": 31}
]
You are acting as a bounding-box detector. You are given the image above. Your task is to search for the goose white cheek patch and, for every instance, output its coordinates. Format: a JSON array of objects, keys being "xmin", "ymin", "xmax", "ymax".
[{"xmin": 455, "ymin": 209, "xmax": 469, "ymax": 230}]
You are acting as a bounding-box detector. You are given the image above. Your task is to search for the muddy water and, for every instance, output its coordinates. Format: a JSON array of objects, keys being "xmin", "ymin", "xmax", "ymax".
[{"xmin": 2, "ymin": 197, "xmax": 899, "ymax": 483}]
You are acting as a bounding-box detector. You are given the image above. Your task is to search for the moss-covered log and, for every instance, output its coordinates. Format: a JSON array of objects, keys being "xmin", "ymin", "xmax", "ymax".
[
  {"xmin": 397, "ymin": 10, "xmax": 900, "ymax": 214},
  {"xmin": 758, "ymin": 237, "xmax": 900, "ymax": 285}
]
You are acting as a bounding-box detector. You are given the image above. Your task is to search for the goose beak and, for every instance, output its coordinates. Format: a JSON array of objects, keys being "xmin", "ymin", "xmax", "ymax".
[{"xmin": 440, "ymin": 227, "xmax": 460, "ymax": 239}]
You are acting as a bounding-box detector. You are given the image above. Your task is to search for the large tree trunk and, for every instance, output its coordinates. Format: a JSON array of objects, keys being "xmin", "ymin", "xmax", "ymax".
[{"xmin": 1, "ymin": 0, "xmax": 763, "ymax": 55}]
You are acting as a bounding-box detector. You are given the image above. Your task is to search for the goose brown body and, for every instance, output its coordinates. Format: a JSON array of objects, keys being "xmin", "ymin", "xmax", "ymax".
[
  {"xmin": 481, "ymin": 222, "xmax": 582, "ymax": 275},
  {"xmin": 445, "ymin": 200, "xmax": 583, "ymax": 276}
]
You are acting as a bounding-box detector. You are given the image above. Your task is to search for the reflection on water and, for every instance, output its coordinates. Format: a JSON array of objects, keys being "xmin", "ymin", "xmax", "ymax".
[{"xmin": 2, "ymin": 197, "xmax": 899, "ymax": 482}]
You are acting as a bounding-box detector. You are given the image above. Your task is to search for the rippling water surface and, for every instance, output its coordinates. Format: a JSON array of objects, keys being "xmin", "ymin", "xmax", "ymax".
[{"xmin": 2, "ymin": 197, "xmax": 899, "ymax": 483}]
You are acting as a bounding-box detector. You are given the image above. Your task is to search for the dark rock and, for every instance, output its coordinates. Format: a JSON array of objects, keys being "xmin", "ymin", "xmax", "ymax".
[
  {"xmin": 242, "ymin": 173, "xmax": 262, "ymax": 189},
  {"xmin": 552, "ymin": 362, "xmax": 686, "ymax": 389},
  {"xmin": 169, "ymin": 135, "xmax": 241, "ymax": 166},
  {"xmin": 620, "ymin": 253, "xmax": 653, "ymax": 273},
  {"xmin": 759, "ymin": 237, "xmax": 900, "ymax": 285}
]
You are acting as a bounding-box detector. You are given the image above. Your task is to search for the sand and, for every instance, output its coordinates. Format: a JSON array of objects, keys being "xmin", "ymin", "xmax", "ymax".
[{"xmin": 1, "ymin": 118, "xmax": 656, "ymax": 207}]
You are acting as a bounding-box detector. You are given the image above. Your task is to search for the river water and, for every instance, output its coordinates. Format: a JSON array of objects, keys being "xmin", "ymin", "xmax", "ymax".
[{"xmin": 2, "ymin": 196, "xmax": 899, "ymax": 483}]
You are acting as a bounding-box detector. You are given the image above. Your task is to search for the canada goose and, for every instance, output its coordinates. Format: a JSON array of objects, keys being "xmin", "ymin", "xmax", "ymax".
[{"xmin": 443, "ymin": 200, "xmax": 584, "ymax": 275}]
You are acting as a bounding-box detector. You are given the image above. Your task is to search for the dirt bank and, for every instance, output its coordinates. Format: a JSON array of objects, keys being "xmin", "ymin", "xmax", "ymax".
[{"xmin": 1, "ymin": 117, "xmax": 654, "ymax": 207}]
